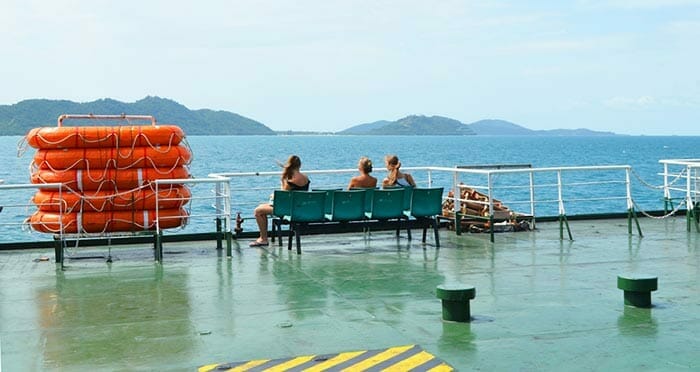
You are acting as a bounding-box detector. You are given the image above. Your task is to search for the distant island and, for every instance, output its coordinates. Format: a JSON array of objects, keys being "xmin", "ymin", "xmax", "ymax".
[
  {"xmin": 0, "ymin": 97, "xmax": 617, "ymax": 136},
  {"xmin": 341, "ymin": 116, "xmax": 616, "ymax": 136},
  {"xmin": 0, "ymin": 97, "xmax": 274, "ymax": 135}
]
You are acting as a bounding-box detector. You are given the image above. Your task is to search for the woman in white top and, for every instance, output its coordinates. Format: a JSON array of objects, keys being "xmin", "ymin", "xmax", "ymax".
[{"xmin": 382, "ymin": 154, "xmax": 415, "ymax": 188}]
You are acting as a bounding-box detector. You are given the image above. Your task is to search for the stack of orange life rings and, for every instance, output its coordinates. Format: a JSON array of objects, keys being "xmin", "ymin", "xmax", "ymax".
[{"xmin": 26, "ymin": 122, "xmax": 192, "ymax": 234}]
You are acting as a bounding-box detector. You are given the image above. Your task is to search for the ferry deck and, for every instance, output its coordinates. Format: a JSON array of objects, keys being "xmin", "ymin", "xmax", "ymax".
[
  {"xmin": 2, "ymin": 157, "xmax": 700, "ymax": 370},
  {"xmin": 1, "ymin": 214, "xmax": 699, "ymax": 371}
]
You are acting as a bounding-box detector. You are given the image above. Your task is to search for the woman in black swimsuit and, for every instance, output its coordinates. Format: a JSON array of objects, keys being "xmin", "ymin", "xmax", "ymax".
[{"xmin": 250, "ymin": 155, "xmax": 309, "ymax": 246}]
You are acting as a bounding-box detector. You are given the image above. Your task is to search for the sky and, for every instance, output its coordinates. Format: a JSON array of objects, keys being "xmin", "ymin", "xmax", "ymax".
[{"xmin": 2, "ymin": 0, "xmax": 699, "ymax": 135}]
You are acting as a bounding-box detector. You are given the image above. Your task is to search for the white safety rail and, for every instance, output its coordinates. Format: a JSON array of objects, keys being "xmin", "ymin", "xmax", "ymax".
[
  {"xmin": 434, "ymin": 165, "xmax": 634, "ymax": 218},
  {"xmin": 0, "ymin": 164, "xmax": 663, "ymax": 252},
  {"xmin": 209, "ymin": 167, "xmax": 442, "ymax": 232},
  {"xmin": 210, "ymin": 165, "xmax": 637, "ymax": 237},
  {"xmin": 659, "ymin": 159, "xmax": 700, "ymax": 230},
  {"xmin": 154, "ymin": 177, "xmax": 232, "ymax": 236},
  {"xmin": 0, "ymin": 182, "xmax": 64, "ymax": 242}
]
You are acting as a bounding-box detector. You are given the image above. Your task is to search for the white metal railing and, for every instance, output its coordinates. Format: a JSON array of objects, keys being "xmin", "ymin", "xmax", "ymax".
[
  {"xmin": 659, "ymin": 159, "xmax": 700, "ymax": 231},
  {"xmin": 209, "ymin": 164, "xmax": 639, "ymax": 240},
  {"xmin": 154, "ymin": 177, "xmax": 231, "ymax": 236},
  {"xmin": 0, "ymin": 163, "xmax": 675, "ymax": 250},
  {"xmin": 0, "ymin": 182, "xmax": 64, "ymax": 242}
]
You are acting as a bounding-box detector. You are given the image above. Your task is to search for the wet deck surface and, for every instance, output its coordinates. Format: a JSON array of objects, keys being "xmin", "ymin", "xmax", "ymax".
[{"xmin": 1, "ymin": 217, "xmax": 699, "ymax": 371}]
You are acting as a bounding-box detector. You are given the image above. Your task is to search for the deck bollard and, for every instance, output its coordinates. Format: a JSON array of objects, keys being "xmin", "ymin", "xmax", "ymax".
[
  {"xmin": 617, "ymin": 274, "xmax": 657, "ymax": 308},
  {"xmin": 436, "ymin": 284, "xmax": 476, "ymax": 322}
]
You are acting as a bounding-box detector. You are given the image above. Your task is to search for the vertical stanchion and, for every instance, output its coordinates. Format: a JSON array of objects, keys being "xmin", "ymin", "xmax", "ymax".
[
  {"xmin": 215, "ymin": 218, "xmax": 223, "ymax": 250},
  {"xmin": 223, "ymin": 179, "xmax": 233, "ymax": 258},
  {"xmin": 557, "ymin": 170, "xmax": 573, "ymax": 240},
  {"xmin": 487, "ymin": 172, "xmax": 495, "ymax": 243},
  {"xmin": 529, "ymin": 170, "xmax": 536, "ymax": 230},
  {"xmin": 625, "ymin": 167, "xmax": 643, "ymax": 237},
  {"xmin": 453, "ymin": 169, "xmax": 462, "ymax": 235}
]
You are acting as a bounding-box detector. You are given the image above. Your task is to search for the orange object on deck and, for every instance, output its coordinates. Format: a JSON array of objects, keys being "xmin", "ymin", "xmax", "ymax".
[
  {"xmin": 29, "ymin": 208, "xmax": 189, "ymax": 234},
  {"xmin": 33, "ymin": 145, "xmax": 192, "ymax": 170},
  {"xmin": 31, "ymin": 167, "xmax": 190, "ymax": 191},
  {"xmin": 26, "ymin": 116, "xmax": 192, "ymax": 234},
  {"xmin": 26, "ymin": 125, "xmax": 185, "ymax": 149},
  {"xmin": 33, "ymin": 186, "xmax": 191, "ymax": 213}
]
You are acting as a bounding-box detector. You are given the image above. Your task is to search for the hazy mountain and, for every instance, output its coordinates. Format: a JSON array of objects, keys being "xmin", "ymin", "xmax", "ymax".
[
  {"xmin": 0, "ymin": 97, "xmax": 275, "ymax": 135},
  {"xmin": 1, "ymin": 97, "xmax": 618, "ymax": 136},
  {"xmin": 341, "ymin": 117, "xmax": 617, "ymax": 136},
  {"xmin": 469, "ymin": 119, "xmax": 534, "ymax": 135},
  {"xmin": 339, "ymin": 115, "xmax": 475, "ymax": 135},
  {"xmin": 340, "ymin": 120, "xmax": 393, "ymax": 134}
]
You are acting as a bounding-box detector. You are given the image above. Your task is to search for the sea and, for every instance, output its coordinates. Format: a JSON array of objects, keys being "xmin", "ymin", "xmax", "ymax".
[{"xmin": 1, "ymin": 134, "xmax": 698, "ymax": 241}]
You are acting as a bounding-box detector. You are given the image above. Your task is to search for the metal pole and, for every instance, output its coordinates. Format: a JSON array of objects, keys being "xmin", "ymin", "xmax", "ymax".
[
  {"xmin": 687, "ymin": 165, "xmax": 693, "ymax": 232},
  {"xmin": 487, "ymin": 172, "xmax": 494, "ymax": 243},
  {"xmin": 224, "ymin": 180, "xmax": 233, "ymax": 258},
  {"xmin": 453, "ymin": 169, "xmax": 462, "ymax": 235},
  {"xmin": 57, "ymin": 114, "xmax": 156, "ymax": 127},
  {"xmin": 529, "ymin": 170, "xmax": 536, "ymax": 230}
]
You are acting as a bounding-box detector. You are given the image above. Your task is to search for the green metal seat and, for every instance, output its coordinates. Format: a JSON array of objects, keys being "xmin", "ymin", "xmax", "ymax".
[
  {"xmin": 285, "ymin": 191, "xmax": 327, "ymax": 254},
  {"xmin": 384, "ymin": 185, "xmax": 413, "ymax": 214},
  {"xmin": 312, "ymin": 188, "xmax": 341, "ymax": 215},
  {"xmin": 365, "ymin": 188, "xmax": 411, "ymax": 240},
  {"xmin": 270, "ymin": 190, "xmax": 292, "ymax": 246},
  {"xmin": 350, "ymin": 187, "xmax": 376, "ymax": 215},
  {"xmin": 408, "ymin": 187, "xmax": 444, "ymax": 247},
  {"xmin": 325, "ymin": 190, "xmax": 366, "ymax": 222}
]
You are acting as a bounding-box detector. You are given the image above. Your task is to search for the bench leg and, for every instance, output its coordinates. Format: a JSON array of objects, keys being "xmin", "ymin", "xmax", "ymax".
[
  {"xmin": 405, "ymin": 217, "xmax": 412, "ymax": 240},
  {"xmin": 296, "ymin": 224, "xmax": 302, "ymax": 254},
  {"xmin": 271, "ymin": 219, "xmax": 276, "ymax": 243},
  {"xmin": 277, "ymin": 221, "xmax": 283, "ymax": 247},
  {"xmin": 433, "ymin": 218, "xmax": 440, "ymax": 248}
]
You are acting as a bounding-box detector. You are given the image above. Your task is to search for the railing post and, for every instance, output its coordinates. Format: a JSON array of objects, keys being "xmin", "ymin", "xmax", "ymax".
[
  {"xmin": 223, "ymin": 179, "xmax": 233, "ymax": 258},
  {"xmin": 214, "ymin": 181, "xmax": 223, "ymax": 250},
  {"xmin": 487, "ymin": 172, "xmax": 495, "ymax": 243},
  {"xmin": 687, "ymin": 165, "xmax": 694, "ymax": 232},
  {"xmin": 453, "ymin": 169, "xmax": 462, "ymax": 235},
  {"xmin": 663, "ymin": 162, "xmax": 671, "ymax": 213},
  {"xmin": 529, "ymin": 170, "xmax": 536, "ymax": 230},
  {"xmin": 625, "ymin": 167, "xmax": 642, "ymax": 237},
  {"xmin": 557, "ymin": 170, "xmax": 572, "ymax": 241}
]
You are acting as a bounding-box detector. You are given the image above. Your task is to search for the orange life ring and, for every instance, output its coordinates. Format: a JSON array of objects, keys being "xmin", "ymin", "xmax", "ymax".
[
  {"xmin": 29, "ymin": 208, "xmax": 188, "ymax": 234},
  {"xmin": 33, "ymin": 186, "xmax": 191, "ymax": 213},
  {"xmin": 26, "ymin": 125, "xmax": 185, "ymax": 149},
  {"xmin": 33, "ymin": 145, "xmax": 192, "ymax": 170},
  {"xmin": 31, "ymin": 166, "xmax": 190, "ymax": 191}
]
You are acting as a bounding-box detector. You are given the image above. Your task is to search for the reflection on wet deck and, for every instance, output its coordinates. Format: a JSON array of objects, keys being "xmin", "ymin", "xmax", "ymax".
[{"xmin": 1, "ymin": 216, "xmax": 699, "ymax": 370}]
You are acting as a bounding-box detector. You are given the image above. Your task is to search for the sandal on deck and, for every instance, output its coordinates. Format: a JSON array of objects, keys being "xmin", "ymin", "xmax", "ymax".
[{"xmin": 249, "ymin": 240, "xmax": 269, "ymax": 247}]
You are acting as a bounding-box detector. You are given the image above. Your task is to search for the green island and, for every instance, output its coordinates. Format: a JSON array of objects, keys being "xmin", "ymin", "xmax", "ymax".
[{"xmin": 0, "ymin": 97, "xmax": 616, "ymax": 136}]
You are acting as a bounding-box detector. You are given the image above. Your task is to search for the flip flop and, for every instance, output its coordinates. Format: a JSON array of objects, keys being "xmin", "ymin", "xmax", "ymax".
[{"xmin": 249, "ymin": 240, "xmax": 269, "ymax": 247}]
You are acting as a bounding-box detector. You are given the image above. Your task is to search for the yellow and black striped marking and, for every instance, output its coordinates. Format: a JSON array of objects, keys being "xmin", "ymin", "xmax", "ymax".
[{"xmin": 199, "ymin": 344, "xmax": 453, "ymax": 372}]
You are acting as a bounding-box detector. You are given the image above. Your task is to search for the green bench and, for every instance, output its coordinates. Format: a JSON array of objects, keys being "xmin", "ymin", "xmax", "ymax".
[{"xmin": 270, "ymin": 187, "xmax": 444, "ymax": 254}]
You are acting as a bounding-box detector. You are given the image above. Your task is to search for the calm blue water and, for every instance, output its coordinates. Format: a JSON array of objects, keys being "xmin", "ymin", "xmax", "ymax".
[{"xmin": 2, "ymin": 135, "xmax": 698, "ymax": 241}]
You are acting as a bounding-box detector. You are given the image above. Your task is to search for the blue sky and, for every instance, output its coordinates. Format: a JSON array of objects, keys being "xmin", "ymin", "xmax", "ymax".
[{"xmin": 2, "ymin": 0, "xmax": 699, "ymax": 135}]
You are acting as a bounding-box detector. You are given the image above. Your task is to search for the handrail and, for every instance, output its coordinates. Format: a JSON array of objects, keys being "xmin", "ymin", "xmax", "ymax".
[{"xmin": 57, "ymin": 114, "xmax": 157, "ymax": 127}]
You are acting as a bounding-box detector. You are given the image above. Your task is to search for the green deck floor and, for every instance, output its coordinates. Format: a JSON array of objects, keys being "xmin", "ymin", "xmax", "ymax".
[{"xmin": 1, "ymin": 216, "xmax": 699, "ymax": 371}]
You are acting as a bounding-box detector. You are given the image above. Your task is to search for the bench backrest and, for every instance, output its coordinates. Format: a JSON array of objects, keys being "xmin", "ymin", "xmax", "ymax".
[
  {"xmin": 368, "ymin": 188, "xmax": 405, "ymax": 219},
  {"xmin": 272, "ymin": 190, "xmax": 292, "ymax": 218},
  {"xmin": 328, "ymin": 190, "xmax": 366, "ymax": 221},
  {"xmin": 410, "ymin": 187, "xmax": 444, "ymax": 217},
  {"xmin": 289, "ymin": 191, "xmax": 326, "ymax": 222}
]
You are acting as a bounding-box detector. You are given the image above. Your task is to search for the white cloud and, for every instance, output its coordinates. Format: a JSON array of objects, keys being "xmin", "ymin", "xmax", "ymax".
[
  {"xmin": 603, "ymin": 96, "xmax": 656, "ymax": 108},
  {"xmin": 603, "ymin": 96, "xmax": 700, "ymax": 109},
  {"xmin": 663, "ymin": 20, "xmax": 700, "ymax": 35}
]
